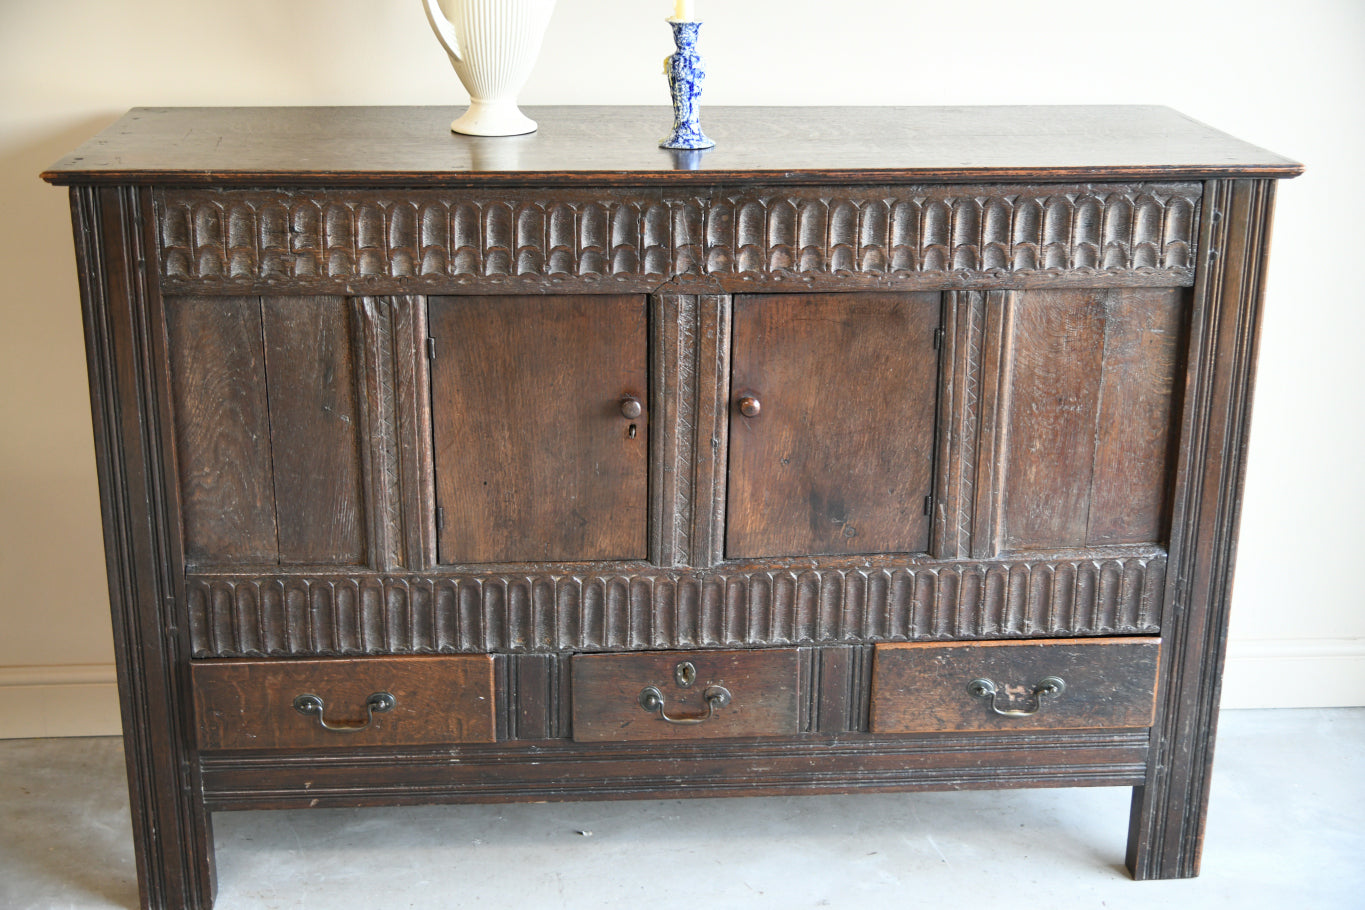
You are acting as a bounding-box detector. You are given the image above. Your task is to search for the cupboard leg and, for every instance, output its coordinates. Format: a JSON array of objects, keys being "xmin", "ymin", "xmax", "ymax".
[
  {"xmin": 1126, "ymin": 781, "xmax": 1208, "ymax": 880},
  {"xmin": 74, "ymin": 185, "xmax": 218, "ymax": 907},
  {"xmin": 1125, "ymin": 177, "xmax": 1279, "ymax": 882}
]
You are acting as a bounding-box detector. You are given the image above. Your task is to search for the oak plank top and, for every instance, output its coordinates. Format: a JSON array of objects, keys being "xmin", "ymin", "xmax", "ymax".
[{"xmin": 42, "ymin": 105, "xmax": 1301, "ymax": 187}]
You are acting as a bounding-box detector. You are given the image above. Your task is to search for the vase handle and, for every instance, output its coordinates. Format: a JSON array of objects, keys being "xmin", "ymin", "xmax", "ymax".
[{"xmin": 422, "ymin": 0, "xmax": 463, "ymax": 62}]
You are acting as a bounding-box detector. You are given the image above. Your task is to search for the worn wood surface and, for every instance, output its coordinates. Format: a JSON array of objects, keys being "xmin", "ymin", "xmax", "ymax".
[
  {"xmin": 649, "ymin": 293, "xmax": 731, "ymax": 568},
  {"xmin": 571, "ymin": 649, "xmax": 802, "ymax": 742},
  {"xmin": 150, "ymin": 183, "xmax": 1203, "ymax": 296},
  {"xmin": 165, "ymin": 296, "xmax": 277, "ymax": 564},
  {"xmin": 1000, "ymin": 289, "xmax": 1185, "ymax": 551},
  {"xmin": 727, "ymin": 293, "xmax": 940, "ymax": 558},
  {"xmin": 49, "ymin": 108, "xmax": 1297, "ymax": 904},
  {"xmin": 1090, "ymin": 289, "xmax": 1186, "ymax": 544},
  {"xmin": 198, "ymin": 727, "xmax": 1152, "ymax": 810},
  {"xmin": 870, "ymin": 638, "xmax": 1161, "ymax": 734},
  {"xmin": 351, "ymin": 298, "xmax": 404, "ymax": 570},
  {"xmin": 261, "ymin": 297, "xmax": 366, "ymax": 565},
  {"xmin": 192, "ymin": 655, "xmax": 495, "ymax": 750},
  {"xmin": 76, "ymin": 187, "xmax": 217, "ymax": 908},
  {"xmin": 1125, "ymin": 179, "xmax": 1280, "ymax": 880},
  {"xmin": 428, "ymin": 295, "xmax": 647, "ymax": 564},
  {"xmin": 391, "ymin": 296, "xmax": 438, "ymax": 570},
  {"xmin": 930, "ymin": 290, "xmax": 1019, "ymax": 560},
  {"xmin": 42, "ymin": 106, "xmax": 1302, "ymax": 187},
  {"xmin": 1003, "ymin": 290, "xmax": 1109, "ymax": 549},
  {"xmin": 184, "ymin": 552, "xmax": 1168, "ymax": 656}
]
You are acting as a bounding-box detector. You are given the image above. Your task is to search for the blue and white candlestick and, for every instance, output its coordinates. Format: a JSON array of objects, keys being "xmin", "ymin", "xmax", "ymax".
[{"xmin": 661, "ymin": 20, "xmax": 715, "ymax": 150}]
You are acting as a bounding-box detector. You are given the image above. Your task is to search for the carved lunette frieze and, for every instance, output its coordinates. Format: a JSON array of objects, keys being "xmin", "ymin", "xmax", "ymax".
[
  {"xmin": 157, "ymin": 183, "xmax": 1201, "ymax": 291},
  {"xmin": 186, "ymin": 553, "xmax": 1164, "ymax": 658}
]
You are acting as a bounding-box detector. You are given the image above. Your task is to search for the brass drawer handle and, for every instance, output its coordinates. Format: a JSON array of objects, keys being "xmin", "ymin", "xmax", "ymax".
[
  {"xmin": 292, "ymin": 692, "xmax": 396, "ymax": 733},
  {"xmin": 967, "ymin": 676, "xmax": 1066, "ymax": 717},
  {"xmin": 638, "ymin": 684, "xmax": 732, "ymax": 725}
]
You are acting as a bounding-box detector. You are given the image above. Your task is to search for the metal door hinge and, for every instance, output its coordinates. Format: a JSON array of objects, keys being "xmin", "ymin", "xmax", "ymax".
[
  {"xmin": 932, "ymin": 327, "xmax": 944, "ymax": 350},
  {"xmin": 427, "ymin": 337, "xmax": 437, "ymax": 360},
  {"xmin": 923, "ymin": 494, "xmax": 933, "ymax": 516},
  {"xmin": 437, "ymin": 506, "xmax": 445, "ymax": 531}
]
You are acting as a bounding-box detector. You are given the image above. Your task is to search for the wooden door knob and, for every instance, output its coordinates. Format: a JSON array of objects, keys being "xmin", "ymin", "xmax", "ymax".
[
  {"xmin": 737, "ymin": 396, "xmax": 762, "ymax": 418},
  {"xmin": 619, "ymin": 396, "xmax": 643, "ymax": 419}
]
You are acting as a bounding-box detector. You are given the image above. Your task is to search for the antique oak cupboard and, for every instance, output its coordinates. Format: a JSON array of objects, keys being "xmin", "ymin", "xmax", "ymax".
[{"xmin": 43, "ymin": 106, "xmax": 1300, "ymax": 908}]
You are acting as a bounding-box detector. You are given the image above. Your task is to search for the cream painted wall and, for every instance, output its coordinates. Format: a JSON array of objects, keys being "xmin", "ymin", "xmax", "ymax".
[{"xmin": 1, "ymin": 0, "xmax": 1362, "ymax": 736}]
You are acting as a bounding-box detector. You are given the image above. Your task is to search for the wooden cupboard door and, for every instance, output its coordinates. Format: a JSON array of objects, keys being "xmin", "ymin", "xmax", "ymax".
[
  {"xmin": 726, "ymin": 293, "xmax": 940, "ymax": 559},
  {"xmin": 429, "ymin": 295, "xmax": 647, "ymax": 564}
]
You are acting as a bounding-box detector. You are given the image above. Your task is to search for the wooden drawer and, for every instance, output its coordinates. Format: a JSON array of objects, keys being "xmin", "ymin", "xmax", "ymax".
[
  {"xmin": 191, "ymin": 655, "xmax": 496, "ymax": 750},
  {"xmin": 870, "ymin": 638, "xmax": 1160, "ymax": 734},
  {"xmin": 571, "ymin": 649, "xmax": 801, "ymax": 742}
]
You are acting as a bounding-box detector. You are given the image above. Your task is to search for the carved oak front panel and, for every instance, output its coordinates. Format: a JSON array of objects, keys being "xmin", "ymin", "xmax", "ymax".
[{"xmin": 156, "ymin": 183, "xmax": 1201, "ymax": 294}]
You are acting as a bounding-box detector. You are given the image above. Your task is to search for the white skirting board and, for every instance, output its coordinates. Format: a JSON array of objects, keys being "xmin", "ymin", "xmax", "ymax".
[
  {"xmin": 1217, "ymin": 638, "xmax": 1365, "ymax": 709},
  {"xmin": 0, "ymin": 664, "xmax": 123, "ymax": 739},
  {"xmin": 1, "ymin": 640, "xmax": 1362, "ymax": 738}
]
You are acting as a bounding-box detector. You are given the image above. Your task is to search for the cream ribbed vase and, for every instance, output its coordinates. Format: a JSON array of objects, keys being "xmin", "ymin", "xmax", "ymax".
[{"xmin": 422, "ymin": 0, "xmax": 557, "ymax": 136}]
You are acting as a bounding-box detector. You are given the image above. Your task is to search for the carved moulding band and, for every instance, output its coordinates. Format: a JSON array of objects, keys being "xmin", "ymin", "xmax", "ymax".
[
  {"xmin": 157, "ymin": 183, "xmax": 1200, "ymax": 291},
  {"xmin": 186, "ymin": 553, "xmax": 1165, "ymax": 658}
]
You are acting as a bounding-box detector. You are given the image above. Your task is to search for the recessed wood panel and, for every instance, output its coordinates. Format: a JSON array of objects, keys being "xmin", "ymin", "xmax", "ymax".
[
  {"xmin": 192, "ymin": 655, "xmax": 497, "ymax": 750},
  {"xmin": 429, "ymin": 295, "xmax": 648, "ymax": 564},
  {"xmin": 870, "ymin": 638, "xmax": 1160, "ymax": 734},
  {"xmin": 166, "ymin": 296, "xmax": 278, "ymax": 564},
  {"xmin": 571, "ymin": 649, "xmax": 801, "ymax": 742},
  {"xmin": 1088, "ymin": 289, "xmax": 1185, "ymax": 545},
  {"xmin": 1001, "ymin": 290, "xmax": 1108, "ymax": 550},
  {"xmin": 1001, "ymin": 288, "xmax": 1185, "ymax": 551},
  {"xmin": 726, "ymin": 293, "xmax": 940, "ymax": 559},
  {"xmin": 261, "ymin": 297, "xmax": 366, "ymax": 565}
]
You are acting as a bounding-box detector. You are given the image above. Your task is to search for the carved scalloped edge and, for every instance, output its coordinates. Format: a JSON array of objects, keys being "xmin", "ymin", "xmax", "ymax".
[
  {"xmin": 186, "ymin": 553, "xmax": 1165, "ymax": 657},
  {"xmin": 157, "ymin": 183, "xmax": 1201, "ymax": 289}
]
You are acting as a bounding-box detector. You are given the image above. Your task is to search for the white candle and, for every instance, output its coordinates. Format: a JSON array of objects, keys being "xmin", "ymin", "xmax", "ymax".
[{"xmin": 672, "ymin": 0, "xmax": 695, "ymax": 21}]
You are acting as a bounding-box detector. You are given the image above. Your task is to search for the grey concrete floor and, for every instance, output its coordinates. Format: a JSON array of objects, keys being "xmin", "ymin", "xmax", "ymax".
[{"xmin": 1, "ymin": 708, "xmax": 1361, "ymax": 909}]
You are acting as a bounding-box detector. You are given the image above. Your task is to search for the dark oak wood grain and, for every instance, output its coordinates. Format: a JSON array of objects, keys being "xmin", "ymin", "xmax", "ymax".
[
  {"xmin": 1126, "ymin": 178, "xmax": 1279, "ymax": 880},
  {"xmin": 870, "ymin": 638, "xmax": 1161, "ymax": 734},
  {"xmin": 149, "ymin": 183, "xmax": 1203, "ymax": 295},
  {"xmin": 76, "ymin": 187, "xmax": 217, "ymax": 908},
  {"xmin": 42, "ymin": 106, "xmax": 1302, "ymax": 187},
  {"xmin": 261, "ymin": 297, "xmax": 367, "ymax": 565},
  {"xmin": 48, "ymin": 107, "xmax": 1297, "ymax": 906},
  {"xmin": 183, "ymin": 552, "xmax": 1167, "ymax": 656},
  {"xmin": 727, "ymin": 293, "xmax": 940, "ymax": 558},
  {"xmin": 192, "ymin": 655, "xmax": 496, "ymax": 750},
  {"xmin": 429, "ymin": 295, "xmax": 648, "ymax": 564},
  {"xmin": 199, "ymin": 727, "xmax": 1152, "ymax": 811},
  {"xmin": 1090, "ymin": 289, "xmax": 1186, "ymax": 545},
  {"xmin": 1001, "ymin": 289, "xmax": 1109, "ymax": 549},
  {"xmin": 571, "ymin": 648, "xmax": 801, "ymax": 742},
  {"xmin": 165, "ymin": 296, "xmax": 278, "ymax": 565},
  {"xmin": 1001, "ymin": 288, "xmax": 1186, "ymax": 552}
]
